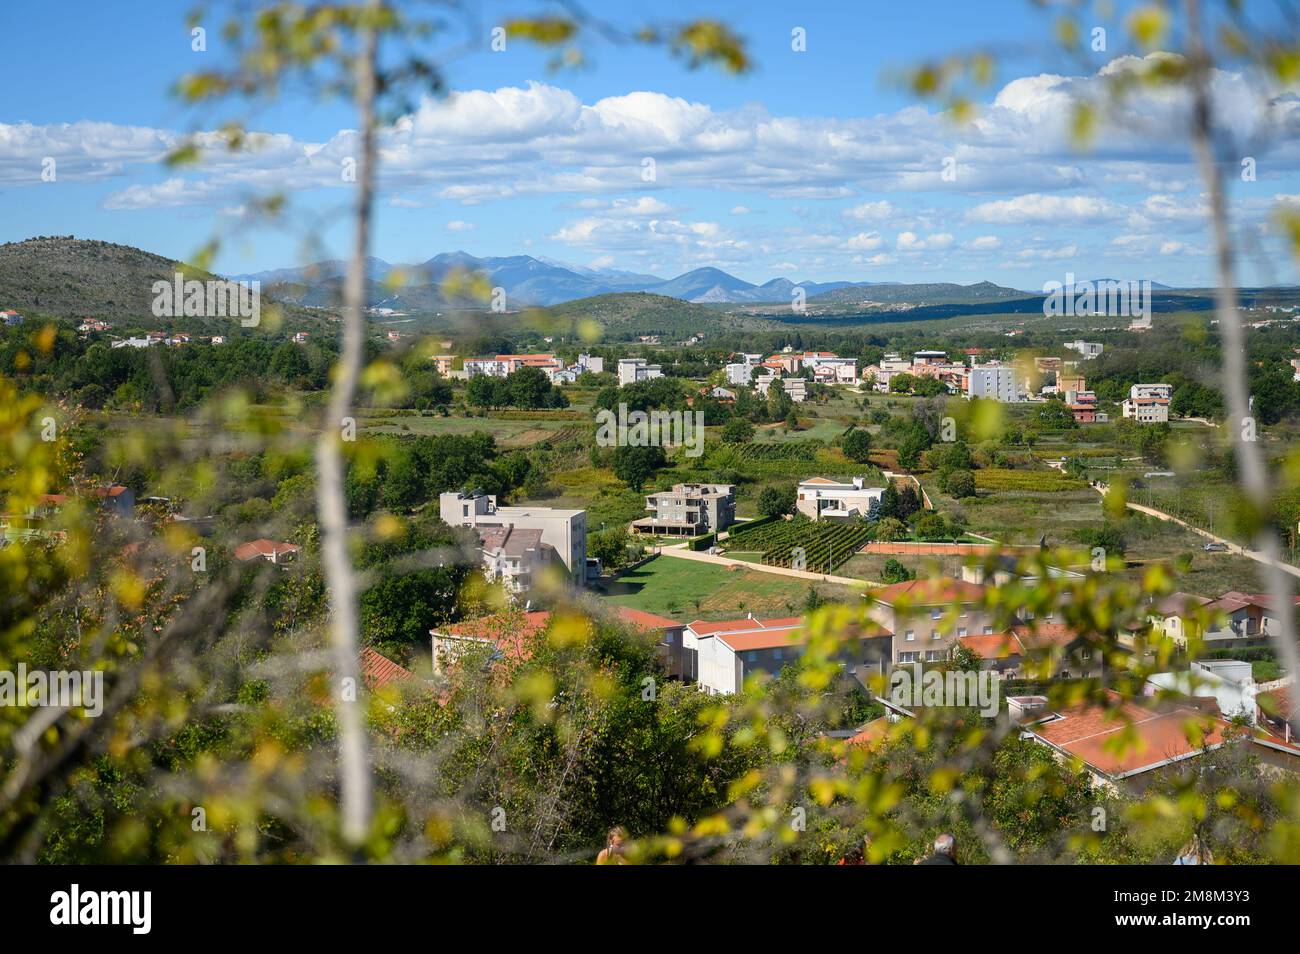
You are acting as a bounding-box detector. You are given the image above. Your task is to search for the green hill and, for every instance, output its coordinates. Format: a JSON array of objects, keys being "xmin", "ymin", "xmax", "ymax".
[
  {"xmin": 535, "ymin": 291, "xmax": 780, "ymax": 340},
  {"xmin": 0, "ymin": 236, "xmax": 333, "ymax": 333}
]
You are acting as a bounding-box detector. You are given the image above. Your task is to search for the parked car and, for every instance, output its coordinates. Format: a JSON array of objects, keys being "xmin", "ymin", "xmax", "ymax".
[{"xmin": 1203, "ymin": 541, "xmax": 1229, "ymax": 552}]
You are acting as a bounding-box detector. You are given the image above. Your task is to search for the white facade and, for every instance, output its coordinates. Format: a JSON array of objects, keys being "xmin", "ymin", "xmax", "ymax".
[
  {"xmin": 966, "ymin": 364, "xmax": 1022, "ymax": 402},
  {"xmin": 796, "ymin": 476, "xmax": 884, "ymax": 521},
  {"xmin": 1146, "ymin": 660, "xmax": 1258, "ymax": 722},
  {"xmin": 1130, "ymin": 383, "xmax": 1172, "ymax": 401},
  {"xmin": 577, "ymin": 354, "xmax": 604, "ymax": 374},
  {"xmin": 1065, "ymin": 340, "xmax": 1104, "ymax": 359},
  {"xmin": 439, "ymin": 491, "xmax": 587, "ymax": 586},
  {"xmin": 464, "ymin": 358, "xmax": 514, "ymax": 378},
  {"xmin": 725, "ymin": 363, "xmax": 756, "ymax": 386},
  {"xmin": 617, "ymin": 358, "xmax": 663, "ymax": 386}
]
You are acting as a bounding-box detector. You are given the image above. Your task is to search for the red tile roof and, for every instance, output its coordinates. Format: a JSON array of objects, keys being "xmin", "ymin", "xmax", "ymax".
[
  {"xmin": 845, "ymin": 718, "xmax": 889, "ymax": 749},
  {"xmin": 439, "ymin": 611, "xmax": 552, "ymax": 662},
  {"xmin": 718, "ymin": 626, "xmax": 804, "ymax": 652},
  {"xmin": 957, "ymin": 633, "xmax": 1021, "ymax": 660},
  {"xmin": 613, "ymin": 606, "xmax": 682, "ymax": 631},
  {"xmin": 687, "ymin": 615, "xmax": 800, "ymax": 636},
  {"xmin": 233, "ymin": 538, "xmax": 300, "ymax": 561},
  {"xmin": 1031, "ymin": 690, "xmax": 1230, "ymax": 779},
  {"xmin": 870, "ymin": 577, "xmax": 985, "ymax": 606},
  {"xmin": 1011, "ymin": 622, "xmax": 1081, "ymax": 651},
  {"xmin": 360, "ymin": 647, "xmax": 414, "ymax": 689}
]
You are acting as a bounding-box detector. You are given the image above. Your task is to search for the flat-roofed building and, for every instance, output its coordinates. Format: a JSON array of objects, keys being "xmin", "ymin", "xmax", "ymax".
[
  {"xmin": 439, "ymin": 490, "xmax": 587, "ymax": 587},
  {"xmin": 632, "ymin": 483, "xmax": 735, "ymax": 537},
  {"xmin": 795, "ymin": 476, "xmax": 884, "ymax": 521}
]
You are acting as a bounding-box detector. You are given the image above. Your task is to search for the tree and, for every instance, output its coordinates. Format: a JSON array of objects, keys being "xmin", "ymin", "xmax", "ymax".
[
  {"xmin": 758, "ymin": 483, "xmax": 797, "ymax": 519},
  {"xmin": 589, "ymin": 528, "xmax": 635, "ymax": 571},
  {"xmin": 722, "ymin": 417, "xmax": 754, "ymax": 443},
  {"xmin": 611, "ymin": 445, "xmax": 666, "ymax": 492},
  {"xmin": 842, "ymin": 429, "xmax": 873, "ymax": 464},
  {"xmin": 1037, "ymin": 400, "xmax": 1077, "ymax": 430},
  {"xmin": 944, "ymin": 469, "xmax": 977, "ymax": 499},
  {"xmin": 881, "ymin": 558, "xmax": 912, "ymax": 583}
]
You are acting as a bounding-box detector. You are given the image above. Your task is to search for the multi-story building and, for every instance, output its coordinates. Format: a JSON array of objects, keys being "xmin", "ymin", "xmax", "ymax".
[
  {"xmin": 966, "ymin": 364, "xmax": 1022, "ymax": 402},
  {"xmin": 1067, "ymin": 390, "xmax": 1107, "ymax": 424},
  {"xmin": 725, "ymin": 362, "xmax": 756, "ymax": 386},
  {"xmin": 439, "ymin": 490, "xmax": 587, "ymax": 588},
  {"xmin": 1064, "ymin": 340, "xmax": 1104, "ymax": 359},
  {"xmin": 866, "ymin": 577, "xmax": 994, "ymax": 665},
  {"xmin": 617, "ymin": 357, "xmax": 662, "ymax": 386},
  {"xmin": 795, "ymin": 476, "xmax": 884, "ymax": 521},
  {"xmin": 632, "ymin": 483, "xmax": 735, "ymax": 537},
  {"xmin": 754, "ymin": 374, "xmax": 807, "ymax": 403},
  {"xmin": 472, "ymin": 525, "xmax": 558, "ymax": 595},
  {"xmin": 1122, "ymin": 383, "xmax": 1172, "ymax": 423}
]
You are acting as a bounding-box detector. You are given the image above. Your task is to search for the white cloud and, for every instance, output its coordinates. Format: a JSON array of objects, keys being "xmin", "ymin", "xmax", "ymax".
[
  {"xmin": 446, "ymin": 220, "xmax": 474, "ymax": 232},
  {"xmin": 966, "ymin": 194, "xmax": 1120, "ymax": 224},
  {"xmin": 965, "ymin": 235, "xmax": 1001, "ymax": 250}
]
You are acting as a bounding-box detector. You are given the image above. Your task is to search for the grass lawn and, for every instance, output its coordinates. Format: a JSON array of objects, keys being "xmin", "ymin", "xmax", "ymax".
[{"xmin": 598, "ymin": 555, "xmax": 861, "ymax": 620}]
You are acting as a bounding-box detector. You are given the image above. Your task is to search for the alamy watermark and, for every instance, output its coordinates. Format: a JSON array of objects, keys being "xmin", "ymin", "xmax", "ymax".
[
  {"xmin": 595, "ymin": 402, "xmax": 704, "ymax": 458},
  {"xmin": 152, "ymin": 271, "xmax": 260, "ymax": 327},
  {"xmin": 889, "ymin": 663, "xmax": 1001, "ymax": 717},
  {"xmin": 0, "ymin": 664, "xmax": 103, "ymax": 717},
  {"xmin": 1042, "ymin": 273, "xmax": 1151, "ymax": 323}
]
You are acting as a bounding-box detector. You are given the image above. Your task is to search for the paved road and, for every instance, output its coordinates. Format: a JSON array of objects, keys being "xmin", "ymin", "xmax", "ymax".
[
  {"xmin": 655, "ymin": 543, "xmax": 877, "ymax": 588},
  {"xmin": 1083, "ymin": 479, "xmax": 1300, "ymax": 582}
]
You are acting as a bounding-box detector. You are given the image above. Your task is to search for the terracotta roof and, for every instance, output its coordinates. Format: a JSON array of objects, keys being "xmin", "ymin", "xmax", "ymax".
[
  {"xmin": 233, "ymin": 538, "xmax": 300, "ymax": 561},
  {"xmin": 360, "ymin": 647, "xmax": 414, "ymax": 690},
  {"xmin": 1011, "ymin": 622, "xmax": 1081, "ymax": 650},
  {"xmin": 1031, "ymin": 690, "xmax": 1230, "ymax": 779},
  {"xmin": 438, "ymin": 610, "xmax": 552, "ymax": 662},
  {"xmin": 718, "ymin": 626, "xmax": 804, "ymax": 651},
  {"xmin": 1152, "ymin": 591, "xmax": 1211, "ymax": 616},
  {"xmin": 958, "ymin": 633, "xmax": 1021, "ymax": 660},
  {"xmin": 687, "ymin": 615, "xmax": 802, "ymax": 636},
  {"xmin": 845, "ymin": 718, "xmax": 890, "ymax": 749},
  {"xmin": 870, "ymin": 577, "xmax": 985, "ymax": 606},
  {"xmin": 613, "ymin": 606, "xmax": 682, "ymax": 631}
]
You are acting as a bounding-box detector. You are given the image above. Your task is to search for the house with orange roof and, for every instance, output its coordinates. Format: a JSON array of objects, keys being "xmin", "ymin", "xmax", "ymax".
[
  {"xmin": 688, "ymin": 614, "xmax": 890, "ymax": 695},
  {"xmin": 1019, "ymin": 689, "xmax": 1234, "ymax": 793},
  {"xmin": 233, "ymin": 538, "xmax": 300, "ymax": 565},
  {"xmin": 360, "ymin": 646, "xmax": 415, "ymax": 690},
  {"xmin": 429, "ymin": 610, "xmax": 552, "ymax": 675},
  {"xmin": 612, "ymin": 606, "xmax": 689, "ymax": 680},
  {"xmin": 867, "ymin": 577, "xmax": 994, "ymax": 666}
]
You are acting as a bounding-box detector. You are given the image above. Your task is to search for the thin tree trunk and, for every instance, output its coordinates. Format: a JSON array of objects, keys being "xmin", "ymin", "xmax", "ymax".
[
  {"xmin": 1184, "ymin": 0, "xmax": 1299, "ymax": 728},
  {"xmin": 315, "ymin": 3, "xmax": 379, "ymax": 850}
]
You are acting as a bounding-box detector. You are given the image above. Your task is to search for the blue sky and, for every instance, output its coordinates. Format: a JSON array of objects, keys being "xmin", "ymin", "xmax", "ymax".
[{"xmin": 2, "ymin": 0, "xmax": 1299, "ymax": 288}]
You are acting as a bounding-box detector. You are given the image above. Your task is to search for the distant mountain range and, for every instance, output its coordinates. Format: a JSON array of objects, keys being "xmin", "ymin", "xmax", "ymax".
[{"xmin": 233, "ymin": 251, "xmax": 1029, "ymax": 309}]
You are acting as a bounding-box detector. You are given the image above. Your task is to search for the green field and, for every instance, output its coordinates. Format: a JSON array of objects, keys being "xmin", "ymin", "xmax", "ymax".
[{"xmin": 598, "ymin": 555, "xmax": 860, "ymax": 620}]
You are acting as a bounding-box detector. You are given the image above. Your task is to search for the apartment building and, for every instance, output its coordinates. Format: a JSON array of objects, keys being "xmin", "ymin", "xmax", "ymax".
[
  {"xmin": 801, "ymin": 352, "xmax": 858, "ymax": 384},
  {"xmin": 632, "ymin": 483, "xmax": 735, "ymax": 537},
  {"xmin": 795, "ymin": 476, "xmax": 884, "ymax": 521},
  {"xmin": 1122, "ymin": 382, "xmax": 1172, "ymax": 423},
  {"xmin": 966, "ymin": 364, "xmax": 1022, "ymax": 402},
  {"xmin": 474, "ymin": 524, "xmax": 558, "ymax": 595},
  {"xmin": 866, "ymin": 577, "xmax": 994, "ymax": 665},
  {"xmin": 617, "ymin": 357, "xmax": 663, "ymax": 386},
  {"xmin": 1067, "ymin": 390, "xmax": 1107, "ymax": 423},
  {"xmin": 725, "ymin": 362, "xmax": 756, "ymax": 386},
  {"xmin": 439, "ymin": 490, "xmax": 587, "ymax": 587}
]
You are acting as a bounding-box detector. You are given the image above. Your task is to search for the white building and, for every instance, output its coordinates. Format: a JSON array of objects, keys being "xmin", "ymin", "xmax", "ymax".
[
  {"xmin": 1064, "ymin": 340, "xmax": 1104, "ymax": 359},
  {"xmin": 439, "ymin": 490, "xmax": 587, "ymax": 589},
  {"xmin": 795, "ymin": 476, "xmax": 884, "ymax": 521},
  {"xmin": 577, "ymin": 354, "xmax": 603, "ymax": 374},
  {"xmin": 110, "ymin": 336, "xmax": 157, "ymax": 349},
  {"xmin": 1122, "ymin": 383, "xmax": 1171, "ymax": 422},
  {"xmin": 966, "ymin": 364, "xmax": 1022, "ymax": 402},
  {"xmin": 1146, "ymin": 660, "xmax": 1258, "ymax": 722},
  {"xmin": 689, "ymin": 616, "xmax": 805, "ymax": 695},
  {"xmin": 725, "ymin": 363, "xmax": 756, "ymax": 386},
  {"xmin": 474, "ymin": 524, "xmax": 558, "ymax": 595},
  {"xmin": 617, "ymin": 358, "xmax": 663, "ymax": 387},
  {"xmin": 754, "ymin": 374, "xmax": 807, "ymax": 403}
]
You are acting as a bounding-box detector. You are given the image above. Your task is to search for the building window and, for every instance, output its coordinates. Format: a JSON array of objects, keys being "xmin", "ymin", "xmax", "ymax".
[
  {"xmin": 899, "ymin": 652, "xmax": 918, "ymax": 663},
  {"xmin": 982, "ymin": 625, "xmax": 993, "ymax": 635},
  {"xmin": 957, "ymin": 627, "xmax": 967, "ymax": 637},
  {"xmin": 746, "ymin": 651, "xmax": 758, "ymax": 663},
  {"xmin": 926, "ymin": 651, "xmax": 943, "ymax": 662},
  {"xmin": 773, "ymin": 648, "xmax": 783, "ymax": 660},
  {"xmin": 931, "ymin": 630, "xmax": 940, "ymax": 640},
  {"xmin": 905, "ymin": 629, "xmax": 914, "ymax": 642},
  {"xmin": 930, "ymin": 609, "xmax": 942, "ymax": 620}
]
